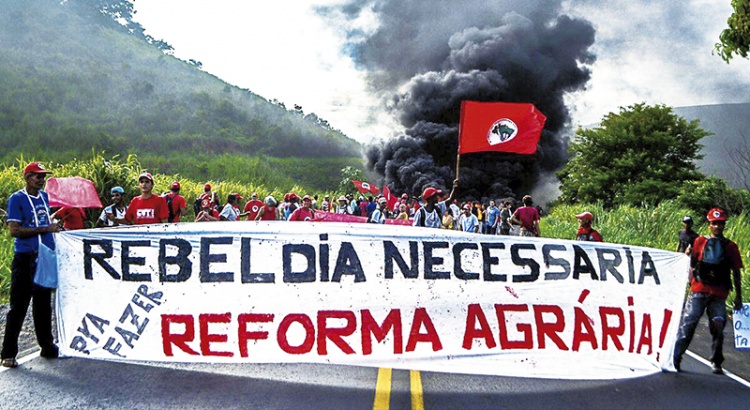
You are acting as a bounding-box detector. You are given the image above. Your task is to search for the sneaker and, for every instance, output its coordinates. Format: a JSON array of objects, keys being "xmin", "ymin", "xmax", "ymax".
[
  {"xmin": 40, "ymin": 344, "xmax": 59, "ymax": 359},
  {"xmin": 711, "ymin": 363, "xmax": 723, "ymax": 375},
  {"xmin": 1, "ymin": 358, "xmax": 18, "ymax": 368}
]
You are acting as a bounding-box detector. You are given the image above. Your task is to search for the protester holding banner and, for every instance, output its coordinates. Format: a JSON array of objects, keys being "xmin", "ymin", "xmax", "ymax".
[
  {"xmin": 124, "ymin": 173, "xmax": 169, "ymax": 225},
  {"xmin": 97, "ymin": 186, "xmax": 127, "ymax": 227},
  {"xmin": 412, "ymin": 179, "xmax": 459, "ymax": 228},
  {"xmin": 1, "ymin": 162, "xmax": 60, "ymax": 368},
  {"xmin": 673, "ymin": 208, "xmax": 744, "ymax": 375},
  {"xmin": 575, "ymin": 211, "xmax": 603, "ymax": 242},
  {"xmin": 510, "ymin": 195, "xmax": 539, "ymax": 237},
  {"xmin": 288, "ymin": 195, "xmax": 315, "ymax": 221}
]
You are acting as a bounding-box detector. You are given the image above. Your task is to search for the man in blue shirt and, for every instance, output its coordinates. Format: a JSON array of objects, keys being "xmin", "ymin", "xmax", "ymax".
[
  {"xmin": 485, "ymin": 200, "xmax": 501, "ymax": 235},
  {"xmin": 2, "ymin": 162, "xmax": 61, "ymax": 368},
  {"xmin": 460, "ymin": 204, "xmax": 480, "ymax": 233}
]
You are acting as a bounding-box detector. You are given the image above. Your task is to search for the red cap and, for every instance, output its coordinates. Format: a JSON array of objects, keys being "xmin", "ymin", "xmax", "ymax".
[
  {"xmin": 707, "ymin": 208, "xmax": 727, "ymax": 222},
  {"xmin": 288, "ymin": 193, "xmax": 299, "ymax": 201},
  {"xmin": 575, "ymin": 211, "xmax": 594, "ymax": 222},
  {"xmin": 463, "ymin": 203, "xmax": 472, "ymax": 210},
  {"xmin": 233, "ymin": 193, "xmax": 243, "ymax": 199},
  {"xmin": 23, "ymin": 162, "xmax": 53, "ymax": 176},
  {"xmin": 171, "ymin": 181, "xmax": 181, "ymax": 190},
  {"xmin": 138, "ymin": 172, "xmax": 153, "ymax": 182},
  {"xmin": 401, "ymin": 193, "xmax": 408, "ymax": 199},
  {"xmin": 302, "ymin": 195, "xmax": 312, "ymax": 202},
  {"xmin": 204, "ymin": 183, "xmax": 212, "ymax": 191},
  {"xmin": 422, "ymin": 187, "xmax": 442, "ymax": 200}
]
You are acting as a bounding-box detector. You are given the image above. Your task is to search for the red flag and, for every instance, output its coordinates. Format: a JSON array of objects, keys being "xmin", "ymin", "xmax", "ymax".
[
  {"xmin": 352, "ymin": 180, "xmax": 380, "ymax": 195},
  {"xmin": 382, "ymin": 186, "xmax": 399, "ymax": 211},
  {"xmin": 46, "ymin": 177, "xmax": 103, "ymax": 208},
  {"xmin": 458, "ymin": 101, "xmax": 547, "ymax": 155}
]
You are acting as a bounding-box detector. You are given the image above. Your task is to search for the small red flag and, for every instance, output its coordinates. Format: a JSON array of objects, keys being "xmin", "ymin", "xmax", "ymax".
[
  {"xmin": 352, "ymin": 180, "xmax": 380, "ymax": 195},
  {"xmin": 382, "ymin": 186, "xmax": 399, "ymax": 211},
  {"xmin": 46, "ymin": 177, "xmax": 104, "ymax": 209},
  {"xmin": 458, "ymin": 101, "xmax": 547, "ymax": 155}
]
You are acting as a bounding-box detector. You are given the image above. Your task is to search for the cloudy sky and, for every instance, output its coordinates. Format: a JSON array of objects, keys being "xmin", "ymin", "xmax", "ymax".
[{"xmin": 133, "ymin": 0, "xmax": 750, "ymax": 144}]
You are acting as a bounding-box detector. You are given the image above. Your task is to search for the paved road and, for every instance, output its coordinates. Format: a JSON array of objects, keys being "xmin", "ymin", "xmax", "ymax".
[{"xmin": 1, "ymin": 318, "xmax": 748, "ymax": 409}]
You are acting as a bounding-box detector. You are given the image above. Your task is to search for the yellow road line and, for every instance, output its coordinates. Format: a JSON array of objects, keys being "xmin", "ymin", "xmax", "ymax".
[
  {"xmin": 410, "ymin": 370, "xmax": 424, "ymax": 410},
  {"xmin": 373, "ymin": 367, "xmax": 392, "ymax": 410}
]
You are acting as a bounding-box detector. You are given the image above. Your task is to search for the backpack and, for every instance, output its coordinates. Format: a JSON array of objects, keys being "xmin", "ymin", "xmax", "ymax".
[
  {"xmin": 193, "ymin": 198, "xmax": 201, "ymax": 216},
  {"xmin": 165, "ymin": 194, "xmax": 175, "ymax": 222},
  {"xmin": 691, "ymin": 236, "xmax": 732, "ymax": 287}
]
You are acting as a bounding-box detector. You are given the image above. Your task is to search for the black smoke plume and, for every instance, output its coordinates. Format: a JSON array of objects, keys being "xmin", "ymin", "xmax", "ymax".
[{"xmin": 324, "ymin": 1, "xmax": 596, "ymax": 200}]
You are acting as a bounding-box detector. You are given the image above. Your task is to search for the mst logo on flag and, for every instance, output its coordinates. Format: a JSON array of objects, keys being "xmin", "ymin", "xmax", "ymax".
[
  {"xmin": 352, "ymin": 180, "xmax": 380, "ymax": 195},
  {"xmin": 458, "ymin": 101, "xmax": 547, "ymax": 155}
]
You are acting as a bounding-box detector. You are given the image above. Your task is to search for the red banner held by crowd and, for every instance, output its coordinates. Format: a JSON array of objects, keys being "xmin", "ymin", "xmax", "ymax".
[
  {"xmin": 458, "ymin": 101, "xmax": 547, "ymax": 155},
  {"xmin": 352, "ymin": 180, "xmax": 380, "ymax": 195}
]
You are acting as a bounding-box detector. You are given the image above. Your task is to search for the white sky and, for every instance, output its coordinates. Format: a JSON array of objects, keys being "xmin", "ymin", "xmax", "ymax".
[{"xmin": 133, "ymin": 0, "xmax": 750, "ymax": 143}]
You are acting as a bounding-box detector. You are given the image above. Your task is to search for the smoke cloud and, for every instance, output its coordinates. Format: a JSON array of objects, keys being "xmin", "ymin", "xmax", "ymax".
[{"xmin": 321, "ymin": 0, "xmax": 595, "ymax": 202}]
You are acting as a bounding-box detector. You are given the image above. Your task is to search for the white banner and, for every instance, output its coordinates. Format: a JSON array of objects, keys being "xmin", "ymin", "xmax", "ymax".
[
  {"xmin": 55, "ymin": 222, "xmax": 689, "ymax": 379},
  {"xmin": 734, "ymin": 303, "xmax": 750, "ymax": 351}
]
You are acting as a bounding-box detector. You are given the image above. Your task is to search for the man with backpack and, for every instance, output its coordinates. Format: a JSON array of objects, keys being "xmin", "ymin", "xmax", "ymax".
[
  {"xmin": 164, "ymin": 181, "xmax": 186, "ymax": 223},
  {"xmin": 412, "ymin": 179, "xmax": 459, "ymax": 228},
  {"xmin": 673, "ymin": 207, "xmax": 743, "ymax": 375}
]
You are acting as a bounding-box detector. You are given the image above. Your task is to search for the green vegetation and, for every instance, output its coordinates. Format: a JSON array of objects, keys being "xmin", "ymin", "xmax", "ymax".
[
  {"xmin": 558, "ymin": 103, "xmax": 709, "ymax": 207},
  {"xmin": 0, "ymin": 0, "xmax": 363, "ymax": 192},
  {"xmin": 542, "ymin": 201, "xmax": 749, "ymax": 310},
  {"xmin": 716, "ymin": 0, "xmax": 750, "ymax": 62}
]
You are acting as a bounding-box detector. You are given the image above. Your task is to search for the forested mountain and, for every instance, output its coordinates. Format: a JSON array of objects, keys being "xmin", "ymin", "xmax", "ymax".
[{"xmin": 0, "ymin": 0, "xmax": 361, "ymax": 188}]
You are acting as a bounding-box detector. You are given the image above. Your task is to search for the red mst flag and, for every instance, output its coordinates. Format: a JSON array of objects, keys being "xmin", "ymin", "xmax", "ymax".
[
  {"xmin": 352, "ymin": 180, "xmax": 380, "ymax": 195},
  {"xmin": 382, "ymin": 185, "xmax": 398, "ymax": 210},
  {"xmin": 458, "ymin": 101, "xmax": 547, "ymax": 155}
]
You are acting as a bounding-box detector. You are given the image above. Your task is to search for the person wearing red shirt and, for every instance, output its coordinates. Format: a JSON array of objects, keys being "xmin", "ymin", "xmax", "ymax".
[
  {"xmin": 256, "ymin": 196, "xmax": 277, "ymax": 221},
  {"xmin": 510, "ymin": 195, "xmax": 540, "ymax": 237},
  {"xmin": 243, "ymin": 192, "xmax": 264, "ymax": 221},
  {"xmin": 125, "ymin": 173, "xmax": 169, "ymax": 225},
  {"xmin": 288, "ymin": 195, "xmax": 315, "ymax": 221},
  {"xmin": 164, "ymin": 181, "xmax": 187, "ymax": 223},
  {"xmin": 673, "ymin": 207, "xmax": 744, "ymax": 375},
  {"xmin": 195, "ymin": 198, "xmax": 220, "ymax": 222},
  {"xmin": 52, "ymin": 207, "xmax": 86, "ymax": 230},
  {"xmin": 574, "ymin": 211, "xmax": 603, "ymax": 242}
]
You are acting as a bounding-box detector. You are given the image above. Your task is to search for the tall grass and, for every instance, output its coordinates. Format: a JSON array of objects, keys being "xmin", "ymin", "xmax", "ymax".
[{"xmin": 543, "ymin": 200, "xmax": 750, "ymax": 309}]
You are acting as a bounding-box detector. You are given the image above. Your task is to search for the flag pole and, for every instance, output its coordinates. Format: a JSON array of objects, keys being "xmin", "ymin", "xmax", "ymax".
[{"xmin": 455, "ymin": 153, "xmax": 461, "ymax": 180}]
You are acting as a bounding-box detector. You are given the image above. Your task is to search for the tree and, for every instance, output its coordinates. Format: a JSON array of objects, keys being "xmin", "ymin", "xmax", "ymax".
[
  {"xmin": 715, "ymin": 0, "xmax": 750, "ymax": 62},
  {"xmin": 558, "ymin": 103, "xmax": 710, "ymax": 207},
  {"xmin": 338, "ymin": 166, "xmax": 365, "ymax": 194}
]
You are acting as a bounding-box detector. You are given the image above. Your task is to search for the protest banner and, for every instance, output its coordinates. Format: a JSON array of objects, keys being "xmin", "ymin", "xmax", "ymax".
[
  {"xmin": 55, "ymin": 222, "xmax": 688, "ymax": 379},
  {"xmin": 734, "ymin": 303, "xmax": 750, "ymax": 351}
]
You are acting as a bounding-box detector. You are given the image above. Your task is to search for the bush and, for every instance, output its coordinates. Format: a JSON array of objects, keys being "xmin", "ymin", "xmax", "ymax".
[{"xmin": 676, "ymin": 177, "xmax": 750, "ymax": 217}]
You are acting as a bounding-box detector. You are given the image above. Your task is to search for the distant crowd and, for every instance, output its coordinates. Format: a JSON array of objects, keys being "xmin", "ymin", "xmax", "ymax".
[{"xmin": 47, "ymin": 173, "xmax": 586, "ymax": 238}]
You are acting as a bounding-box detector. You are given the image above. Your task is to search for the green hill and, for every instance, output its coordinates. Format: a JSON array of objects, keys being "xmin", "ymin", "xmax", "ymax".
[{"xmin": 0, "ymin": 0, "xmax": 363, "ymax": 191}]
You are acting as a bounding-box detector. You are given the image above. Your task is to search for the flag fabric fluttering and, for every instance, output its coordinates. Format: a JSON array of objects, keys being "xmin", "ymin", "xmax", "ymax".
[
  {"xmin": 46, "ymin": 177, "xmax": 103, "ymax": 209},
  {"xmin": 382, "ymin": 186, "xmax": 398, "ymax": 211},
  {"xmin": 352, "ymin": 180, "xmax": 380, "ymax": 195},
  {"xmin": 458, "ymin": 101, "xmax": 547, "ymax": 155}
]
